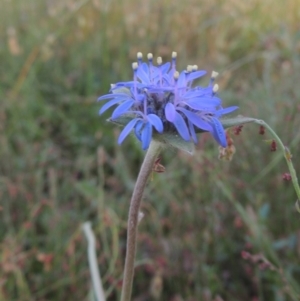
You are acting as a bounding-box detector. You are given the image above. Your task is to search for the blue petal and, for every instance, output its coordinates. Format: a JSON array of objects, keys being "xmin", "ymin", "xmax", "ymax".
[
  {"xmin": 184, "ymin": 87, "xmax": 212, "ymax": 98},
  {"xmin": 165, "ymin": 102, "xmax": 176, "ymax": 122},
  {"xmin": 173, "ymin": 112, "xmax": 190, "ymax": 141},
  {"xmin": 210, "ymin": 117, "xmax": 227, "ymax": 147},
  {"xmin": 162, "ymin": 74, "xmax": 173, "ymax": 86},
  {"xmin": 147, "ymin": 114, "xmax": 163, "ymax": 133},
  {"xmin": 188, "ymin": 120, "xmax": 198, "ymax": 143},
  {"xmin": 184, "ymin": 102, "xmax": 217, "ymax": 112},
  {"xmin": 111, "ymin": 99, "xmax": 135, "ymax": 119},
  {"xmin": 140, "ymin": 62, "xmax": 149, "ymax": 74},
  {"xmin": 137, "ymin": 64, "xmax": 151, "ymax": 84},
  {"xmin": 215, "ymin": 106, "xmax": 239, "ymax": 117},
  {"xmin": 160, "ymin": 62, "xmax": 171, "ymax": 74},
  {"xmin": 110, "ymin": 81, "xmax": 137, "ymax": 89},
  {"xmin": 177, "ymin": 71, "xmax": 186, "ymax": 88},
  {"xmin": 141, "ymin": 122, "xmax": 152, "ymax": 150},
  {"xmin": 178, "ymin": 108, "xmax": 212, "ymax": 132},
  {"xmin": 97, "ymin": 93, "xmax": 130, "ymax": 101},
  {"xmin": 134, "ymin": 93, "xmax": 145, "ymax": 102},
  {"xmin": 118, "ymin": 118, "xmax": 140, "ymax": 144},
  {"xmin": 186, "ymin": 70, "xmax": 207, "ymax": 82},
  {"xmin": 185, "ymin": 97, "xmax": 221, "ymax": 110},
  {"xmin": 150, "ymin": 66, "xmax": 160, "ymax": 79},
  {"xmin": 99, "ymin": 97, "xmax": 130, "ymax": 115},
  {"xmin": 134, "ymin": 120, "xmax": 144, "ymax": 141}
]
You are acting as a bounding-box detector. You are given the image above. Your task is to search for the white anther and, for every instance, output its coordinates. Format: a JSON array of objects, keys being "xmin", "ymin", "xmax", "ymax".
[
  {"xmin": 172, "ymin": 51, "xmax": 177, "ymax": 59},
  {"xmin": 186, "ymin": 65, "xmax": 193, "ymax": 72},
  {"xmin": 173, "ymin": 71, "xmax": 179, "ymax": 79},
  {"xmin": 211, "ymin": 70, "xmax": 219, "ymax": 79},
  {"xmin": 132, "ymin": 62, "xmax": 138, "ymax": 70},
  {"xmin": 137, "ymin": 52, "xmax": 143, "ymax": 59},
  {"xmin": 147, "ymin": 53, "xmax": 153, "ymax": 60},
  {"xmin": 213, "ymin": 83, "xmax": 219, "ymax": 93},
  {"xmin": 157, "ymin": 56, "xmax": 162, "ymax": 65},
  {"xmin": 192, "ymin": 65, "xmax": 198, "ymax": 71}
]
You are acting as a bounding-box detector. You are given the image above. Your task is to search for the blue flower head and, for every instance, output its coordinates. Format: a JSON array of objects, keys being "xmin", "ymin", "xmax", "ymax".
[{"xmin": 98, "ymin": 52, "xmax": 238, "ymax": 150}]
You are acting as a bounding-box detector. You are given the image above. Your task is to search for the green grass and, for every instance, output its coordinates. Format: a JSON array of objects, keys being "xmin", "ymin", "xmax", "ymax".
[{"xmin": 1, "ymin": 0, "xmax": 300, "ymax": 300}]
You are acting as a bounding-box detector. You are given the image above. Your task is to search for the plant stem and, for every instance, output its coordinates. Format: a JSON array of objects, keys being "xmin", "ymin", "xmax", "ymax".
[
  {"xmin": 254, "ymin": 119, "xmax": 300, "ymax": 201},
  {"xmin": 120, "ymin": 140, "xmax": 162, "ymax": 301}
]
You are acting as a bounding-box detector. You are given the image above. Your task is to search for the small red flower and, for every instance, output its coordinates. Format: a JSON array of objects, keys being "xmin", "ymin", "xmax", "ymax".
[
  {"xmin": 270, "ymin": 140, "xmax": 277, "ymax": 151},
  {"xmin": 282, "ymin": 173, "xmax": 292, "ymax": 181},
  {"xmin": 259, "ymin": 125, "xmax": 265, "ymax": 135},
  {"xmin": 233, "ymin": 125, "xmax": 243, "ymax": 135}
]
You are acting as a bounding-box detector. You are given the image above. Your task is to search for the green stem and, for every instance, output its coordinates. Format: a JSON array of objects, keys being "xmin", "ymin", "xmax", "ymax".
[
  {"xmin": 254, "ymin": 119, "xmax": 300, "ymax": 202},
  {"xmin": 120, "ymin": 140, "xmax": 162, "ymax": 301}
]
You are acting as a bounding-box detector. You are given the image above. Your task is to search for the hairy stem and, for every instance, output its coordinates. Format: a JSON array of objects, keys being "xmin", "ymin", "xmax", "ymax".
[{"xmin": 120, "ymin": 140, "xmax": 162, "ymax": 301}]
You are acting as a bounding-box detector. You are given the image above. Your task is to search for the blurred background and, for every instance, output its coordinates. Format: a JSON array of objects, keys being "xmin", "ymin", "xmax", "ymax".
[{"xmin": 1, "ymin": 0, "xmax": 300, "ymax": 300}]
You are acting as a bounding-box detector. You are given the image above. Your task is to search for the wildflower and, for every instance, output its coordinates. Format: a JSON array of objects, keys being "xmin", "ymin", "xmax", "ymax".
[
  {"xmin": 233, "ymin": 125, "xmax": 243, "ymax": 135},
  {"xmin": 98, "ymin": 52, "xmax": 238, "ymax": 150},
  {"xmin": 270, "ymin": 140, "xmax": 277, "ymax": 152},
  {"xmin": 282, "ymin": 173, "xmax": 292, "ymax": 181},
  {"xmin": 259, "ymin": 125, "xmax": 265, "ymax": 135}
]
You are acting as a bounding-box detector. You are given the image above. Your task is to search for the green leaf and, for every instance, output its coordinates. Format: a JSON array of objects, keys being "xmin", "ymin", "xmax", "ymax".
[
  {"xmin": 220, "ymin": 115, "xmax": 257, "ymax": 128},
  {"xmin": 107, "ymin": 115, "xmax": 133, "ymax": 127},
  {"xmin": 154, "ymin": 132, "xmax": 195, "ymax": 155},
  {"xmin": 112, "ymin": 86, "xmax": 131, "ymax": 96}
]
